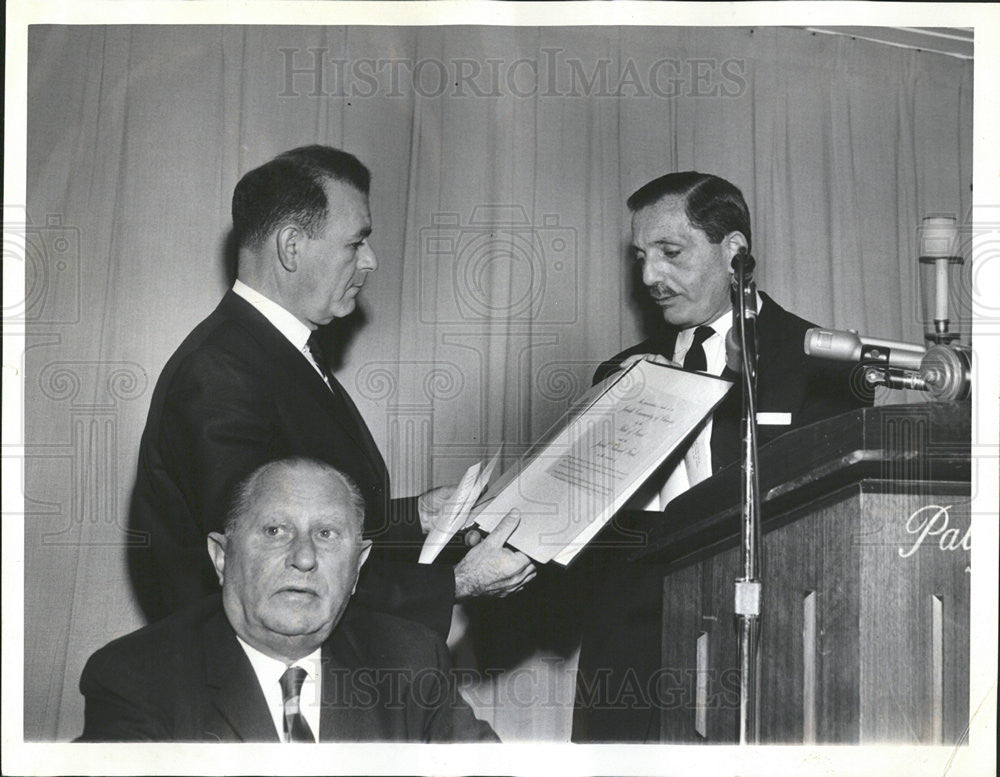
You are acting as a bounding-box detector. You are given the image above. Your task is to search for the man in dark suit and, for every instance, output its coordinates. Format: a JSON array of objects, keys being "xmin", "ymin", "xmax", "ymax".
[
  {"xmin": 128, "ymin": 146, "xmax": 534, "ymax": 638},
  {"xmin": 572, "ymin": 172, "xmax": 868, "ymax": 742},
  {"xmin": 82, "ymin": 458, "xmax": 498, "ymax": 742}
]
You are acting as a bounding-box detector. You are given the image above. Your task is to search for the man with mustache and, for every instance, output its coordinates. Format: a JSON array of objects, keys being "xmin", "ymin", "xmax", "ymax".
[
  {"xmin": 82, "ymin": 458, "xmax": 498, "ymax": 741},
  {"xmin": 572, "ymin": 171, "xmax": 868, "ymax": 742},
  {"xmin": 128, "ymin": 145, "xmax": 534, "ymax": 639}
]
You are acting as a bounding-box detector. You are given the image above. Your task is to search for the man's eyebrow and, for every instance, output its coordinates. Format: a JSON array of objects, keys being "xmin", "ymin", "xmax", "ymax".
[
  {"xmin": 630, "ymin": 238, "xmax": 682, "ymax": 254},
  {"xmin": 352, "ymin": 226, "xmax": 372, "ymax": 240}
]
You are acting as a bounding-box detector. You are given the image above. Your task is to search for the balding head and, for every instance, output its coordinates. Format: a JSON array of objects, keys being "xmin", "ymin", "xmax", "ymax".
[
  {"xmin": 224, "ymin": 458, "xmax": 365, "ymax": 536},
  {"xmin": 207, "ymin": 458, "xmax": 371, "ymax": 662}
]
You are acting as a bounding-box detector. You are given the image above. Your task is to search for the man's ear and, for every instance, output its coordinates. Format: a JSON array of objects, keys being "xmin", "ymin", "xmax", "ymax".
[
  {"xmin": 351, "ymin": 539, "xmax": 373, "ymax": 595},
  {"xmin": 206, "ymin": 532, "xmax": 228, "ymax": 586},
  {"xmin": 723, "ymin": 231, "xmax": 749, "ymax": 262},
  {"xmin": 275, "ymin": 224, "xmax": 303, "ymax": 272}
]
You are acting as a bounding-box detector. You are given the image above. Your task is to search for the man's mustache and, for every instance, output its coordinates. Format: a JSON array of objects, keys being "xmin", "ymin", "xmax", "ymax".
[{"xmin": 647, "ymin": 284, "xmax": 677, "ymax": 299}]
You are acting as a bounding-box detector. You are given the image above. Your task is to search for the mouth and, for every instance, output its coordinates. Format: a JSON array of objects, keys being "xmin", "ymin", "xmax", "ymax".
[
  {"xmin": 650, "ymin": 292, "xmax": 678, "ymax": 306},
  {"xmin": 276, "ymin": 586, "xmax": 319, "ymax": 599}
]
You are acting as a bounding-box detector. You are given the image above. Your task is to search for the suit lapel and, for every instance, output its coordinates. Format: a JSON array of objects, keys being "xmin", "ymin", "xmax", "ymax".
[
  {"xmin": 325, "ymin": 374, "xmax": 389, "ymax": 479},
  {"xmin": 658, "ymin": 329, "xmax": 680, "ymax": 363},
  {"xmin": 318, "ymin": 641, "xmax": 344, "ymax": 742},
  {"xmin": 318, "ymin": 613, "xmax": 404, "ymax": 742},
  {"xmin": 217, "ymin": 291, "xmax": 386, "ymax": 478},
  {"xmin": 319, "ymin": 624, "xmax": 368, "ymax": 742},
  {"xmin": 202, "ymin": 607, "xmax": 280, "ymax": 742},
  {"xmin": 708, "ymin": 294, "xmax": 778, "ymax": 469}
]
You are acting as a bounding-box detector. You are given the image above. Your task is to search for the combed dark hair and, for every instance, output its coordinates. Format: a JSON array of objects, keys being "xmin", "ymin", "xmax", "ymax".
[
  {"xmin": 627, "ymin": 171, "xmax": 751, "ymax": 253},
  {"xmin": 224, "ymin": 458, "xmax": 366, "ymax": 535},
  {"xmin": 231, "ymin": 145, "xmax": 371, "ymax": 249}
]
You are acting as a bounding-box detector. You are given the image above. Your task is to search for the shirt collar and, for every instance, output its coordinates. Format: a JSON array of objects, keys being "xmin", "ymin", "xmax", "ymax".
[
  {"xmin": 233, "ymin": 279, "xmax": 313, "ymax": 352},
  {"xmin": 682, "ymin": 290, "xmax": 762, "ymax": 340},
  {"xmin": 703, "ymin": 307, "xmax": 734, "ymax": 339},
  {"xmin": 235, "ymin": 635, "xmax": 321, "ymax": 686}
]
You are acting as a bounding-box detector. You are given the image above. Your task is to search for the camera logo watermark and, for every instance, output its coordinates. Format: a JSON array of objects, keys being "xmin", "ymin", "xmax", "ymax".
[
  {"xmin": 3, "ymin": 206, "xmax": 82, "ymax": 326},
  {"xmin": 279, "ymin": 48, "xmax": 747, "ymax": 100},
  {"xmin": 419, "ymin": 205, "xmax": 578, "ymax": 326}
]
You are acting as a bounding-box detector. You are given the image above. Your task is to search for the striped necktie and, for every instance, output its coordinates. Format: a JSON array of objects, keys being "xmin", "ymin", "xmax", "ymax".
[
  {"xmin": 279, "ymin": 666, "xmax": 315, "ymax": 743},
  {"xmin": 682, "ymin": 325, "xmax": 714, "ymax": 373}
]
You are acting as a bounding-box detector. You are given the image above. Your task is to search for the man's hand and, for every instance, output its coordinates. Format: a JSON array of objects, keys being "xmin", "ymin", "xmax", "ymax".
[
  {"xmin": 416, "ymin": 484, "xmax": 458, "ymax": 534},
  {"xmin": 454, "ymin": 511, "xmax": 537, "ymax": 600}
]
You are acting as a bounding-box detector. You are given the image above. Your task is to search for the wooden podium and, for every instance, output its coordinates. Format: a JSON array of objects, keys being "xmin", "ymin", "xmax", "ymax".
[{"xmin": 631, "ymin": 402, "xmax": 971, "ymax": 744}]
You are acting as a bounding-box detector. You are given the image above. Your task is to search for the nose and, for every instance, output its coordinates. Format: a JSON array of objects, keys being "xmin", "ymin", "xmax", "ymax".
[
  {"xmin": 641, "ymin": 257, "xmax": 662, "ymax": 288},
  {"xmin": 288, "ymin": 532, "xmax": 317, "ymax": 572},
  {"xmin": 358, "ymin": 242, "xmax": 377, "ymax": 272}
]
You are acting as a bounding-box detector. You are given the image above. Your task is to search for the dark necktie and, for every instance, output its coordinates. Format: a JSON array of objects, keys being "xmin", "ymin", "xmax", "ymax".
[
  {"xmin": 279, "ymin": 666, "xmax": 315, "ymax": 743},
  {"xmin": 305, "ymin": 332, "xmax": 331, "ymax": 385},
  {"xmin": 305, "ymin": 331, "xmax": 387, "ymax": 479},
  {"xmin": 682, "ymin": 325, "xmax": 714, "ymax": 373}
]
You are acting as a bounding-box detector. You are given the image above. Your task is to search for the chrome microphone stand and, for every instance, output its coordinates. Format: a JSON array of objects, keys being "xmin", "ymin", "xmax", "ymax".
[{"xmin": 731, "ymin": 248, "xmax": 762, "ymax": 744}]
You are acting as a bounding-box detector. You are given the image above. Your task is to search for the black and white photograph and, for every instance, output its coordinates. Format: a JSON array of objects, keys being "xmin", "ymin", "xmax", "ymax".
[{"xmin": 3, "ymin": 2, "xmax": 997, "ymax": 776}]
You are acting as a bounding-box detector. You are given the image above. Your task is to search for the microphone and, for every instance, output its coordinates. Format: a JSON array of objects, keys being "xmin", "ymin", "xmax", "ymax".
[
  {"xmin": 728, "ymin": 247, "xmax": 757, "ymax": 375},
  {"xmin": 920, "ymin": 344, "xmax": 971, "ymax": 401},
  {"xmin": 731, "ymin": 246, "xmax": 756, "ymax": 275},
  {"xmin": 803, "ymin": 327, "xmax": 926, "ymax": 371}
]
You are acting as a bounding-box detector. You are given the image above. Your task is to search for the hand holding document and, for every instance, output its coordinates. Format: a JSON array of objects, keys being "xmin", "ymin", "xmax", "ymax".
[
  {"xmin": 419, "ymin": 446, "xmax": 502, "ymax": 564},
  {"xmin": 452, "ymin": 510, "xmax": 537, "ymax": 599},
  {"xmin": 471, "ymin": 359, "xmax": 732, "ymax": 565}
]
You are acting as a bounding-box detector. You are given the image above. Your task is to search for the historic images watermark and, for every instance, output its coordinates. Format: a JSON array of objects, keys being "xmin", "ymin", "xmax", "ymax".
[
  {"xmin": 279, "ymin": 48, "xmax": 748, "ymax": 100},
  {"xmin": 300, "ymin": 660, "xmax": 739, "ymax": 713},
  {"xmin": 418, "ymin": 205, "xmax": 578, "ymax": 325},
  {"xmin": 4, "ymin": 205, "xmax": 150, "ymax": 546},
  {"xmin": 3, "ymin": 205, "xmax": 82, "ymax": 327}
]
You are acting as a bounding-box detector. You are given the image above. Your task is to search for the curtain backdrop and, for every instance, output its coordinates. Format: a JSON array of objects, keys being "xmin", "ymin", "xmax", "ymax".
[{"xmin": 24, "ymin": 24, "xmax": 972, "ymax": 741}]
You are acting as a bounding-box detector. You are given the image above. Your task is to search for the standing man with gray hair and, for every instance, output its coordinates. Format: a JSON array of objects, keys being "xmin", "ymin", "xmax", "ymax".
[{"xmin": 128, "ymin": 145, "xmax": 534, "ymax": 640}]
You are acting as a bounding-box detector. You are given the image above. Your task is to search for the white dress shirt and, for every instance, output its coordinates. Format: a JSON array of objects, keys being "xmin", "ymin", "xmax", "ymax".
[
  {"xmin": 235, "ymin": 636, "xmax": 322, "ymax": 742},
  {"xmin": 232, "ymin": 279, "xmax": 330, "ymax": 386},
  {"xmin": 641, "ymin": 293, "xmax": 762, "ymax": 511}
]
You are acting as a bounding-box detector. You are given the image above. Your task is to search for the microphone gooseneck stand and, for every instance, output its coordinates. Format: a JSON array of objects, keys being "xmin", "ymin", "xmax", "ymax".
[{"xmin": 731, "ymin": 247, "xmax": 762, "ymax": 745}]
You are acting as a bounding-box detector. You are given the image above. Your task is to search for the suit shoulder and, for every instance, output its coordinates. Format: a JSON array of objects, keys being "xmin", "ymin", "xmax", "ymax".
[
  {"xmin": 81, "ymin": 598, "xmax": 217, "ymax": 687},
  {"xmin": 757, "ymin": 293, "xmax": 871, "ymax": 411},
  {"xmin": 760, "ymin": 293, "xmax": 815, "ymax": 331},
  {"xmin": 757, "ymin": 293, "xmax": 825, "ymax": 361},
  {"xmin": 593, "ymin": 338, "xmax": 663, "ymax": 385},
  {"xmin": 149, "ymin": 314, "xmax": 280, "ymax": 412},
  {"xmin": 607, "ymin": 338, "xmax": 664, "ymax": 364},
  {"xmin": 163, "ymin": 308, "xmax": 268, "ymax": 377},
  {"xmin": 336, "ymin": 608, "xmax": 443, "ymax": 668}
]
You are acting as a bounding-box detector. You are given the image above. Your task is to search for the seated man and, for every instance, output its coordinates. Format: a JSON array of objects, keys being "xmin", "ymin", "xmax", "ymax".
[{"xmin": 78, "ymin": 458, "xmax": 498, "ymax": 742}]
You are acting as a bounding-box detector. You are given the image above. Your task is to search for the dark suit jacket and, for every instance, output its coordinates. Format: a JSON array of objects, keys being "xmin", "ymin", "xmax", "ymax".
[
  {"xmin": 78, "ymin": 596, "xmax": 498, "ymax": 742},
  {"xmin": 573, "ymin": 293, "xmax": 870, "ymax": 742},
  {"xmin": 592, "ymin": 292, "xmax": 868, "ymax": 469},
  {"xmin": 128, "ymin": 290, "xmax": 454, "ymax": 636}
]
